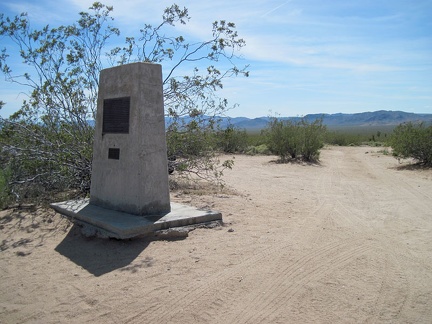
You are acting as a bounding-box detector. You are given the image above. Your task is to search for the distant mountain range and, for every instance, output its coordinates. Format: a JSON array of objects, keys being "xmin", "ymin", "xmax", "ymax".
[
  {"xmin": 88, "ymin": 110, "xmax": 432, "ymax": 131},
  {"xmin": 213, "ymin": 110, "xmax": 432, "ymax": 131}
]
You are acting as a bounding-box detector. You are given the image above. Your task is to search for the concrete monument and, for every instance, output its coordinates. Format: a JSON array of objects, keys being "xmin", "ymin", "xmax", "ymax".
[
  {"xmin": 51, "ymin": 62, "xmax": 222, "ymax": 239},
  {"xmin": 90, "ymin": 62, "xmax": 170, "ymax": 215}
]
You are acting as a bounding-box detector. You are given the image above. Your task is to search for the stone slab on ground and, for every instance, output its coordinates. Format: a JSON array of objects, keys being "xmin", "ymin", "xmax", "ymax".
[{"xmin": 50, "ymin": 199, "xmax": 222, "ymax": 239}]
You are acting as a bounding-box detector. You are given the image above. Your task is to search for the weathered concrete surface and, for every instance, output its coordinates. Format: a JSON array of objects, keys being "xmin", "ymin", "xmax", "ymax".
[
  {"xmin": 50, "ymin": 199, "xmax": 222, "ymax": 239},
  {"xmin": 90, "ymin": 62, "xmax": 170, "ymax": 215}
]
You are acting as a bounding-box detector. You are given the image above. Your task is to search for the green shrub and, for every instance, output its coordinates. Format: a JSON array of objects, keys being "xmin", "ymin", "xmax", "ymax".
[
  {"xmin": 246, "ymin": 132, "xmax": 266, "ymax": 147},
  {"xmin": 300, "ymin": 118, "xmax": 326, "ymax": 161},
  {"xmin": 324, "ymin": 132, "xmax": 362, "ymax": 146},
  {"xmin": 389, "ymin": 122, "xmax": 432, "ymax": 165},
  {"xmin": 0, "ymin": 167, "xmax": 12, "ymax": 209},
  {"xmin": 165, "ymin": 118, "xmax": 236, "ymax": 183},
  {"xmin": 264, "ymin": 117, "xmax": 326, "ymax": 162},
  {"xmin": 264, "ymin": 118, "xmax": 300, "ymax": 161},
  {"xmin": 324, "ymin": 126, "xmax": 393, "ymax": 147},
  {"xmin": 216, "ymin": 125, "xmax": 249, "ymax": 153},
  {"xmin": 245, "ymin": 144, "xmax": 270, "ymax": 155},
  {"xmin": 0, "ymin": 4, "xmax": 247, "ymax": 204}
]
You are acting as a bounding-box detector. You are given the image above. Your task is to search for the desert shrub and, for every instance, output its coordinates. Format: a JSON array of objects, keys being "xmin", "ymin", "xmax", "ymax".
[
  {"xmin": 264, "ymin": 117, "xmax": 326, "ymax": 162},
  {"xmin": 246, "ymin": 132, "xmax": 267, "ymax": 146},
  {"xmin": 377, "ymin": 148, "xmax": 390, "ymax": 155},
  {"xmin": 167, "ymin": 119, "xmax": 216, "ymax": 159},
  {"xmin": 0, "ymin": 3, "xmax": 247, "ymax": 204},
  {"xmin": 300, "ymin": 118, "xmax": 326, "ymax": 161},
  {"xmin": 0, "ymin": 120, "xmax": 93, "ymax": 204},
  {"xmin": 245, "ymin": 144, "xmax": 270, "ymax": 155},
  {"xmin": 216, "ymin": 125, "xmax": 248, "ymax": 153},
  {"xmin": 242, "ymin": 131, "xmax": 270, "ymax": 155},
  {"xmin": 264, "ymin": 118, "xmax": 301, "ymax": 162},
  {"xmin": 324, "ymin": 126, "xmax": 393, "ymax": 147},
  {"xmin": 0, "ymin": 167, "xmax": 12, "ymax": 209},
  {"xmin": 325, "ymin": 131, "xmax": 362, "ymax": 146},
  {"xmin": 389, "ymin": 122, "xmax": 432, "ymax": 165},
  {"xmin": 166, "ymin": 117, "xmax": 236, "ymax": 183}
]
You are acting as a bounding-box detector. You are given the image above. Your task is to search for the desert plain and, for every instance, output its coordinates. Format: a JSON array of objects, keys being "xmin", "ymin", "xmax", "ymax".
[{"xmin": 1, "ymin": 145, "xmax": 432, "ymax": 323}]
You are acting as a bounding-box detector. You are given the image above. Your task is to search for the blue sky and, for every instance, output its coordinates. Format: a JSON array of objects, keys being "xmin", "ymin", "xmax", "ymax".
[{"xmin": 1, "ymin": 0, "xmax": 431, "ymax": 118}]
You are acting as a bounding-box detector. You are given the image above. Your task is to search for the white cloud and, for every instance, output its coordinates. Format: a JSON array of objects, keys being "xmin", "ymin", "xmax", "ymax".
[
  {"xmin": 1, "ymin": 0, "xmax": 431, "ymax": 118},
  {"xmin": 2, "ymin": 0, "xmax": 82, "ymax": 24}
]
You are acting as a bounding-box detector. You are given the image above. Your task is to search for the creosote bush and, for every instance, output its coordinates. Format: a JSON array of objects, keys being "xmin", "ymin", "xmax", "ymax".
[
  {"xmin": 216, "ymin": 125, "xmax": 249, "ymax": 153},
  {"xmin": 389, "ymin": 122, "xmax": 432, "ymax": 166},
  {"xmin": 0, "ymin": 167, "xmax": 12, "ymax": 209},
  {"xmin": 264, "ymin": 117, "xmax": 326, "ymax": 163},
  {"xmin": 0, "ymin": 3, "xmax": 248, "ymax": 204}
]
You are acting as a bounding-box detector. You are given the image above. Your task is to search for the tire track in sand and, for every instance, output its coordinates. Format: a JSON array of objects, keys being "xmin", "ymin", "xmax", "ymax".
[
  {"xmin": 128, "ymin": 148, "xmax": 416, "ymax": 323},
  {"xmin": 228, "ymin": 149, "xmax": 410, "ymax": 324},
  {"xmin": 228, "ymin": 238, "xmax": 374, "ymax": 323},
  {"xmin": 136, "ymin": 150, "xmax": 355, "ymax": 322},
  {"xmin": 126, "ymin": 195, "xmax": 353, "ymax": 324},
  {"xmin": 332, "ymin": 150, "xmax": 411, "ymax": 323}
]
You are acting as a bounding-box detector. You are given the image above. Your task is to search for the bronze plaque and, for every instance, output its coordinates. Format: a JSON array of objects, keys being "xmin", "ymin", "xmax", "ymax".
[
  {"xmin": 102, "ymin": 97, "xmax": 130, "ymax": 134},
  {"xmin": 108, "ymin": 148, "xmax": 120, "ymax": 160}
]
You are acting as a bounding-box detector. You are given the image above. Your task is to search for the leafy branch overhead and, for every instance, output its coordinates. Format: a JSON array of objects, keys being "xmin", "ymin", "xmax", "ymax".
[
  {"xmin": 0, "ymin": 2, "xmax": 249, "ymax": 204},
  {"xmin": 106, "ymin": 3, "xmax": 248, "ymax": 119}
]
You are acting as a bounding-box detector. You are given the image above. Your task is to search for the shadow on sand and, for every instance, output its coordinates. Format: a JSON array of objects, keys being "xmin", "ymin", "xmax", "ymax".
[{"xmin": 55, "ymin": 225, "xmax": 183, "ymax": 277}]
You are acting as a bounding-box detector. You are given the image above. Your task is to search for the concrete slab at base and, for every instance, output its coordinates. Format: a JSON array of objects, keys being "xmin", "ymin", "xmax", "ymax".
[{"xmin": 50, "ymin": 199, "xmax": 222, "ymax": 239}]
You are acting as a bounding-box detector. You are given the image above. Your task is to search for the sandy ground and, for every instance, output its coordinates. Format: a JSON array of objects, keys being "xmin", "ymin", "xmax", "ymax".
[{"xmin": 1, "ymin": 146, "xmax": 432, "ymax": 323}]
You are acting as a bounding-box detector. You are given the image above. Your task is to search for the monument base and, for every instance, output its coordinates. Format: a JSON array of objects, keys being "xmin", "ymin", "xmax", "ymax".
[{"xmin": 50, "ymin": 199, "xmax": 222, "ymax": 239}]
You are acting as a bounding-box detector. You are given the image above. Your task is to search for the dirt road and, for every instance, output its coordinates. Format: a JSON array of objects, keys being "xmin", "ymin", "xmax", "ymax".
[{"xmin": 1, "ymin": 146, "xmax": 432, "ymax": 323}]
